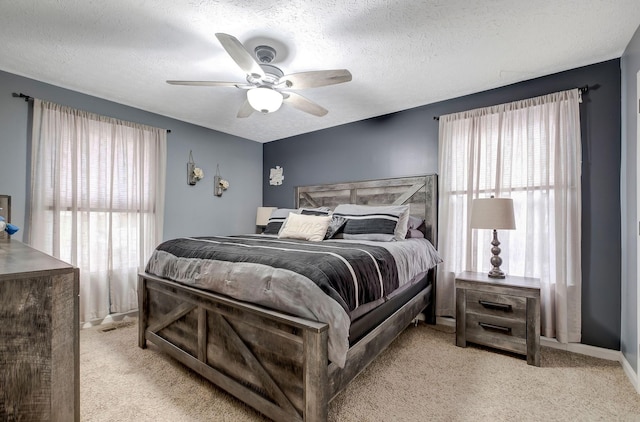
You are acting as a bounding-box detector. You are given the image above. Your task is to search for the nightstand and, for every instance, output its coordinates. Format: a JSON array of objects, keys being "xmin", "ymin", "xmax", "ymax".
[{"xmin": 455, "ymin": 271, "xmax": 541, "ymax": 366}]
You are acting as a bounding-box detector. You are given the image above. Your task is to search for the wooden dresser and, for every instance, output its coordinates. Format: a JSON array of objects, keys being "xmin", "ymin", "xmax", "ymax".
[
  {"xmin": 0, "ymin": 240, "xmax": 80, "ymax": 421},
  {"xmin": 455, "ymin": 271, "xmax": 540, "ymax": 366}
]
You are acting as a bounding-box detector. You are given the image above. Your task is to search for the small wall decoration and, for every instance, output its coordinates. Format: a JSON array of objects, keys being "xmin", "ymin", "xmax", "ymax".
[
  {"xmin": 187, "ymin": 150, "xmax": 204, "ymax": 185},
  {"xmin": 214, "ymin": 164, "xmax": 230, "ymax": 196},
  {"xmin": 0, "ymin": 195, "xmax": 13, "ymax": 239},
  {"xmin": 0, "ymin": 216, "xmax": 18, "ymax": 236},
  {"xmin": 269, "ymin": 166, "xmax": 284, "ymax": 186}
]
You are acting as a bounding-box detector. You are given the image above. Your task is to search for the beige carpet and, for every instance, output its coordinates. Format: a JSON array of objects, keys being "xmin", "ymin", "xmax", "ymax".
[{"xmin": 80, "ymin": 318, "xmax": 640, "ymax": 421}]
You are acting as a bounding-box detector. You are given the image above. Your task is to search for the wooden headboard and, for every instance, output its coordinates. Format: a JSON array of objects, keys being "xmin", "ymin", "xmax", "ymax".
[{"xmin": 295, "ymin": 174, "xmax": 438, "ymax": 246}]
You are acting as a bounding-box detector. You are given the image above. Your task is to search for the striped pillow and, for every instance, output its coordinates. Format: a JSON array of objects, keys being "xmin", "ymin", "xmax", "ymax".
[
  {"xmin": 299, "ymin": 207, "xmax": 331, "ymax": 216},
  {"xmin": 262, "ymin": 208, "xmax": 297, "ymax": 234},
  {"xmin": 333, "ymin": 204, "xmax": 410, "ymax": 241},
  {"xmin": 263, "ymin": 207, "xmax": 331, "ymax": 234}
]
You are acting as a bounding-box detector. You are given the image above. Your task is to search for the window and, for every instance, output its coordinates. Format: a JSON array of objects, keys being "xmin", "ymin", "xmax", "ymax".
[
  {"xmin": 437, "ymin": 89, "xmax": 582, "ymax": 342},
  {"xmin": 29, "ymin": 99, "xmax": 166, "ymax": 322}
]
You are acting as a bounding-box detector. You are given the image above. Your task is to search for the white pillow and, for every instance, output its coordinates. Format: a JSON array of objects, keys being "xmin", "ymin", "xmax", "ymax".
[
  {"xmin": 263, "ymin": 208, "xmax": 297, "ymax": 234},
  {"xmin": 278, "ymin": 212, "xmax": 332, "ymax": 242}
]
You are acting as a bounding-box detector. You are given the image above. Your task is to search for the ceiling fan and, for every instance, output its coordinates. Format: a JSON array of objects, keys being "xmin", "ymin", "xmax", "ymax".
[{"xmin": 167, "ymin": 33, "xmax": 352, "ymax": 118}]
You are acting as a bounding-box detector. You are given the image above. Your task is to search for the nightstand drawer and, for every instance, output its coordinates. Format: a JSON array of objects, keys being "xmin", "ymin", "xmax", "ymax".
[
  {"xmin": 465, "ymin": 312, "xmax": 527, "ymax": 355},
  {"xmin": 466, "ymin": 290, "xmax": 526, "ymax": 321},
  {"xmin": 465, "ymin": 312, "xmax": 527, "ymax": 337}
]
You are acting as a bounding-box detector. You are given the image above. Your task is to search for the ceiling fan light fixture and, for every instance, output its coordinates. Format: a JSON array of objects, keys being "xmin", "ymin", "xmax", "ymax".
[
  {"xmin": 247, "ymin": 87, "xmax": 283, "ymax": 113},
  {"xmin": 169, "ymin": 33, "xmax": 351, "ymax": 118}
]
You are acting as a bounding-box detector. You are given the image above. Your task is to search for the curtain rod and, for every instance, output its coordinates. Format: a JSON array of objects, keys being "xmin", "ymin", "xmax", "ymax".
[
  {"xmin": 11, "ymin": 92, "xmax": 172, "ymax": 133},
  {"xmin": 432, "ymin": 85, "xmax": 590, "ymax": 121},
  {"xmin": 12, "ymin": 92, "xmax": 32, "ymax": 102}
]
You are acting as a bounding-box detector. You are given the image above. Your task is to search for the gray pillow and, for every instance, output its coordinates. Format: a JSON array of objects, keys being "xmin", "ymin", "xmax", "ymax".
[
  {"xmin": 332, "ymin": 204, "xmax": 409, "ymax": 241},
  {"xmin": 406, "ymin": 228, "xmax": 425, "ymax": 239},
  {"xmin": 408, "ymin": 215, "xmax": 425, "ymax": 230}
]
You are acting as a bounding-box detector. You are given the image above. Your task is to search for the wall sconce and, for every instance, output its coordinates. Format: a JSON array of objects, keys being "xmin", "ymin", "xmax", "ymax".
[
  {"xmin": 214, "ymin": 164, "xmax": 229, "ymax": 196},
  {"xmin": 187, "ymin": 150, "xmax": 204, "ymax": 185}
]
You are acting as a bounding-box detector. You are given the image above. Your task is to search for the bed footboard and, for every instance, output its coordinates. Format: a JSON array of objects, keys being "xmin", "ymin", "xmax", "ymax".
[
  {"xmin": 138, "ymin": 274, "xmax": 329, "ymax": 422},
  {"xmin": 139, "ymin": 271, "xmax": 434, "ymax": 421}
]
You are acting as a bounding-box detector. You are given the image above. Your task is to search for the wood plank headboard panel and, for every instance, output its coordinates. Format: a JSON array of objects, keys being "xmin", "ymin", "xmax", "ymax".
[{"xmin": 295, "ymin": 175, "xmax": 438, "ymax": 246}]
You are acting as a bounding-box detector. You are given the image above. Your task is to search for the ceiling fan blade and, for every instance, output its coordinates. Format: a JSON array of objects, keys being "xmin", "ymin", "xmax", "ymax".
[
  {"xmin": 166, "ymin": 80, "xmax": 241, "ymax": 87},
  {"xmin": 283, "ymin": 92, "xmax": 328, "ymax": 116},
  {"xmin": 237, "ymin": 100, "xmax": 254, "ymax": 118},
  {"xmin": 278, "ymin": 69, "xmax": 352, "ymax": 89},
  {"xmin": 215, "ymin": 33, "xmax": 265, "ymax": 78}
]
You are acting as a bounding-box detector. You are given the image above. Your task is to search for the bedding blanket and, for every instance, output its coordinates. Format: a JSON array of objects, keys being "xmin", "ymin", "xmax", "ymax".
[
  {"xmin": 149, "ymin": 235, "xmax": 399, "ymax": 312},
  {"xmin": 145, "ymin": 235, "xmax": 437, "ymax": 367}
]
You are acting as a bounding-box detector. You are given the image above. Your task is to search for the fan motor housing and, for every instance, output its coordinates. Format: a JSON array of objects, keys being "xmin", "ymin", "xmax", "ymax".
[
  {"xmin": 254, "ymin": 45, "xmax": 276, "ymax": 63},
  {"xmin": 247, "ymin": 64, "xmax": 283, "ymax": 86}
]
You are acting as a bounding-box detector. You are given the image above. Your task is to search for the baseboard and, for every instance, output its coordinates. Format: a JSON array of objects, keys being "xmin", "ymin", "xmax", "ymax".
[
  {"xmin": 621, "ymin": 354, "xmax": 639, "ymax": 393},
  {"xmin": 539, "ymin": 336, "xmax": 622, "ymax": 362}
]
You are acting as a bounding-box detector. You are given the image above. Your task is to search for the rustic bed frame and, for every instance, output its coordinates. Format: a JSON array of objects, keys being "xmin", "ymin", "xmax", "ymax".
[{"xmin": 138, "ymin": 174, "xmax": 438, "ymax": 421}]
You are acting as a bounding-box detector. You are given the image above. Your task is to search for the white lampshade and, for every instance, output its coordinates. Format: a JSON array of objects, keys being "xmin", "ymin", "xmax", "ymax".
[
  {"xmin": 247, "ymin": 87, "xmax": 283, "ymax": 113},
  {"xmin": 256, "ymin": 206, "xmax": 277, "ymax": 226},
  {"xmin": 470, "ymin": 197, "xmax": 516, "ymax": 230}
]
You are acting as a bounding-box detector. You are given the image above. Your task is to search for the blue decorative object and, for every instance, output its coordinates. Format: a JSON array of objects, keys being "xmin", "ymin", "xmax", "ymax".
[{"xmin": 0, "ymin": 216, "xmax": 19, "ymax": 235}]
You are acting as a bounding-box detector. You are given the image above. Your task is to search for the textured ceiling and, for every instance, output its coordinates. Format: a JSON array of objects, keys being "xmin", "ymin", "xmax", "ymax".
[{"xmin": 1, "ymin": 1, "xmax": 639, "ymax": 143}]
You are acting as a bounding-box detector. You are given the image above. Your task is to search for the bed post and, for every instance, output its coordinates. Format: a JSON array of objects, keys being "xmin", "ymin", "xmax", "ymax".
[
  {"xmin": 303, "ymin": 328, "xmax": 328, "ymax": 421},
  {"xmin": 425, "ymin": 174, "xmax": 438, "ymax": 325},
  {"xmin": 425, "ymin": 269, "xmax": 437, "ymax": 325},
  {"xmin": 138, "ymin": 275, "xmax": 148, "ymax": 349}
]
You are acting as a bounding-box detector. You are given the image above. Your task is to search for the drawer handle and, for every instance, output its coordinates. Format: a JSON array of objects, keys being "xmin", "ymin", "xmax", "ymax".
[
  {"xmin": 479, "ymin": 300, "xmax": 512, "ymax": 312},
  {"xmin": 478, "ymin": 322, "xmax": 511, "ymax": 334}
]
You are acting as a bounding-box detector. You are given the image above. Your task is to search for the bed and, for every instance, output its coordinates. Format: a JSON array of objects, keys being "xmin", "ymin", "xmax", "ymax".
[{"xmin": 138, "ymin": 174, "xmax": 439, "ymax": 421}]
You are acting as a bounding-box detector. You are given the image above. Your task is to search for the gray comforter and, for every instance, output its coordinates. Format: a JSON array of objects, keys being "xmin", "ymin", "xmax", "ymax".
[{"xmin": 145, "ymin": 235, "xmax": 441, "ymax": 367}]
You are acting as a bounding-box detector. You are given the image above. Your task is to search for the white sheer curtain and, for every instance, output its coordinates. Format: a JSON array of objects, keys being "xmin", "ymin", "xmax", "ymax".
[
  {"xmin": 29, "ymin": 99, "xmax": 166, "ymax": 323},
  {"xmin": 437, "ymin": 89, "xmax": 582, "ymax": 343}
]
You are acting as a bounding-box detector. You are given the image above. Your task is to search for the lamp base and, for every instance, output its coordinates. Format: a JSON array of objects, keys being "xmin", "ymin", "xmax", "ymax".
[
  {"xmin": 488, "ymin": 229, "xmax": 506, "ymax": 279},
  {"xmin": 488, "ymin": 268, "xmax": 506, "ymax": 279}
]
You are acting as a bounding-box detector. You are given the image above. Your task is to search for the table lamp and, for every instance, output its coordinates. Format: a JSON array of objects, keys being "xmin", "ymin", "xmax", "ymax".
[
  {"xmin": 256, "ymin": 207, "xmax": 277, "ymax": 230},
  {"xmin": 470, "ymin": 196, "xmax": 516, "ymax": 279}
]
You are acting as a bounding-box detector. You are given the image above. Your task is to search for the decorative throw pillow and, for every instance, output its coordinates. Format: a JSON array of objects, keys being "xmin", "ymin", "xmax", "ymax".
[
  {"xmin": 262, "ymin": 208, "xmax": 297, "ymax": 235},
  {"xmin": 405, "ymin": 228, "xmax": 425, "ymax": 239},
  {"xmin": 324, "ymin": 215, "xmax": 348, "ymax": 239},
  {"xmin": 333, "ymin": 204, "xmax": 410, "ymax": 241},
  {"xmin": 408, "ymin": 215, "xmax": 425, "ymax": 230},
  {"xmin": 278, "ymin": 212, "xmax": 332, "ymax": 242}
]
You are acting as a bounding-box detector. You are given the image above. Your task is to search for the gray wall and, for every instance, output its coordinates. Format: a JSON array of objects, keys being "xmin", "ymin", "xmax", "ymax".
[
  {"xmin": 264, "ymin": 59, "xmax": 622, "ymax": 351},
  {"xmin": 0, "ymin": 70, "xmax": 262, "ymax": 243},
  {"xmin": 263, "ymin": 107, "xmax": 439, "ymax": 206},
  {"xmin": 621, "ymin": 24, "xmax": 640, "ymax": 374}
]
